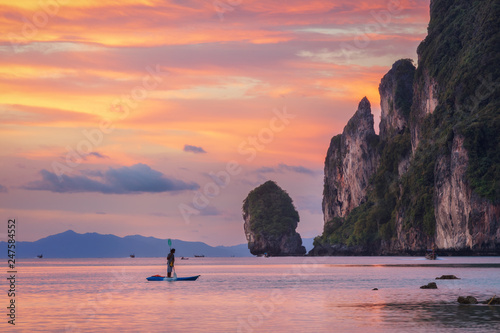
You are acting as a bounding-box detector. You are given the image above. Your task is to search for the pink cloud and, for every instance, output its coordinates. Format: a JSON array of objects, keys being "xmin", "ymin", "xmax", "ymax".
[{"xmin": 0, "ymin": 0, "xmax": 431, "ymax": 244}]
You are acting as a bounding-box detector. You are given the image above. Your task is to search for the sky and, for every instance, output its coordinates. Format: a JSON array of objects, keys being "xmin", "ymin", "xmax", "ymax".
[{"xmin": 0, "ymin": 0, "xmax": 430, "ymax": 245}]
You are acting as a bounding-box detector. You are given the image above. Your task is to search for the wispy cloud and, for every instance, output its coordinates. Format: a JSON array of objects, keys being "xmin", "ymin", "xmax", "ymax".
[
  {"xmin": 85, "ymin": 152, "xmax": 108, "ymax": 159},
  {"xmin": 183, "ymin": 145, "xmax": 207, "ymax": 154},
  {"xmin": 23, "ymin": 163, "xmax": 199, "ymax": 194},
  {"xmin": 0, "ymin": 0, "xmax": 431, "ymax": 245},
  {"xmin": 0, "ymin": 104, "xmax": 99, "ymax": 126},
  {"xmin": 0, "ymin": 184, "xmax": 7, "ymax": 193},
  {"xmin": 256, "ymin": 163, "xmax": 318, "ymax": 176},
  {"xmin": 199, "ymin": 205, "xmax": 221, "ymax": 216}
]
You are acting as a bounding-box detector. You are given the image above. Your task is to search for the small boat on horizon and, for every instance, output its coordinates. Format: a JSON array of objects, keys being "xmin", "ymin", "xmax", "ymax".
[
  {"xmin": 425, "ymin": 249, "xmax": 437, "ymax": 260},
  {"xmin": 130, "ymin": 254, "xmax": 135, "ymax": 258},
  {"xmin": 37, "ymin": 254, "xmax": 43, "ymax": 258},
  {"xmin": 194, "ymin": 254, "xmax": 205, "ymax": 258}
]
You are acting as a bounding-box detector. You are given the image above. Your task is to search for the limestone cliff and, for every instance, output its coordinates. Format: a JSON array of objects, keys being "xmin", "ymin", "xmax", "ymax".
[
  {"xmin": 243, "ymin": 181, "xmax": 306, "ymax": 256},
  {"xmin": 379, "ymin": 59, "xmax": 415, "ymax": 141},
  {"xmin": 312, "ymin": 0, "xmax": 500, "ymax": 255},
  {"xmin": 395, "ymin": 0, "xmax": 500, "ymax": 253},
  {"xmin": 322, "ymin": 97, "xmax": 379, "ymax": 223},
  {"xmin": 410, "ymin": 68, "xmax": 439, "ymax": 153},
  {"xmin": 434, "ymin": 135, "xmax": 500, "ymax": 251}
]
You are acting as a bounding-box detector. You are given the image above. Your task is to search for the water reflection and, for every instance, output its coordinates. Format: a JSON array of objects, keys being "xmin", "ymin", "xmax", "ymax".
[
  {"xmin": 12, "ymin": 257, "xmax": 500, "ymax": 332},
  {"xmin": 387, "ymin": 303, "xmax": 500, "ymax": 330}
]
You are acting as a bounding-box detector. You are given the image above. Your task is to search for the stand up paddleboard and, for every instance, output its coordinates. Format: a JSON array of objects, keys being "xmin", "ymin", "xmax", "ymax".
[{"xmin": 146, "ymin": 275, "xmax": 200, "ymax": 281}]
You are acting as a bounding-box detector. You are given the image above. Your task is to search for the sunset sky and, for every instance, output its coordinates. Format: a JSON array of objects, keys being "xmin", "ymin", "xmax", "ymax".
[{"xmin": 0, "ymin": 0, "xmax": 430, "ymax": 245}]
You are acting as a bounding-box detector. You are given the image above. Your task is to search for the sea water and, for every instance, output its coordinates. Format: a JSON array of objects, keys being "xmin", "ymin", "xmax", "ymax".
[{"xmin": 6, "ymin": 257, "xmax": 500, "ymax": 332}]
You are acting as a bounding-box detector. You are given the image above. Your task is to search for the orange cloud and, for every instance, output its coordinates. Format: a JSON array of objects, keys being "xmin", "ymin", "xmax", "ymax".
[{"xmin": 0, "ymin": 0, "xmax": 431, "ymax": 244}]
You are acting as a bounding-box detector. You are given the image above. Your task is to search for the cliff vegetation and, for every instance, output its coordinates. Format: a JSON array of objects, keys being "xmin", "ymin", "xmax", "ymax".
[
  {"xmin": 313, "ymin": 0, "xmax": 500, "ymax": 255},
  {"xmin": 243, "ymin": 181, "xmax": 306, "ymax": 256}
]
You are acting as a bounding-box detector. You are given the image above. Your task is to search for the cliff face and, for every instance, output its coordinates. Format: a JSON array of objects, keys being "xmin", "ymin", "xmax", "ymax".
[
  {"xmin": 379, "ymin": 59, "xmax": 415, "ymax": 178},
  {"xmin": 243, "ymin": 181, "xmax": 306, "ymax": 256},
  {"xmin": 410, "ymin": 69, "xmax": 439, "ymax": 153},
  {"xmin": 379, "ymin": 59, "xmax": 415, "ymax": 141},
  {"xmin": 434, "ymin": 135, "xmax": 500, "ymax": 250},
  {"xmin": 243, "ymin": 219, "xmax": 305, "ymax": 256},
  {"xmin": 323, "ymin": 97, "xmax": 379, "ymax": 223},
  {"xmin": 313, "ymin": 0, "xmax": 500, "ymax": 255}
]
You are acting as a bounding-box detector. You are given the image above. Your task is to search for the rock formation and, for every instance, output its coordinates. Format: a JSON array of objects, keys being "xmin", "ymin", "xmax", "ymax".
[
  {"xmin": 485, "ymin": 297, "xmax": 500, "ymax": 305},
  {"xmin": 457, "ymin": 296, "xmax": 478, "ymax": 305},
  {"xmin": 436, "ymin": 275, "xmax": 459, "ymax": 280},
  {"xmin": 434, "ymin": 135, "xmax": 500, "ymax": 251},
  {"xmin": 420, "ymin": 282, "xmax": 438, "ymax": 289},
  {"xmin": 243, "ymin": 181, "xmax": 306, "ymax": 256},
  {"xmin": 379, "ymin": 59, "xmax": 415, "ymax": 141},
  {"xmin": 323, "ymin": 97, "xmax": 379, "ymax": 222},
  {"xmin": 312, "ymin": 0, "xmax": 500, "ymax": 256}
]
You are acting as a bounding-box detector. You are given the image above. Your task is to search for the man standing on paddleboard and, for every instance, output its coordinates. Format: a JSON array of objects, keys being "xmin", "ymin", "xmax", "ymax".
[{"xmin": 167, "ymin": 248, "xmax": 175, "ymax": 277}]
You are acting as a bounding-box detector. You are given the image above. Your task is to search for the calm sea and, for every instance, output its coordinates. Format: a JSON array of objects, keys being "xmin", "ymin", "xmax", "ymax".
[{"xmin": 5, "ymin": 257, "xmax": 500, "ymax": 332}]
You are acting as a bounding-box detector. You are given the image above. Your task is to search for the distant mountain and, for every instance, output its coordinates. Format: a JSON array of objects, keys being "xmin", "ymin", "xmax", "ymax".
[{"xmin": 1, "ymin": 230, "xmax": 253, "ymax": 258}]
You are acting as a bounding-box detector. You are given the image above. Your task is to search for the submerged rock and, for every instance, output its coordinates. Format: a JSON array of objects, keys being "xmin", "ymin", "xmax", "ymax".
[
  {"xmin": 457, "ymin": 296, "xmax": 478, "ymax": 304},
  {"xmin": 436, "ymin": 275, "xmax": 460, "ymax": 280},
  {"xmin": 420, "ymin": 282, "xmax": 438, "ymax": 289},
  {"xmin": 484, "ymin": 297, "xmax": 500, "ymax": 305}
]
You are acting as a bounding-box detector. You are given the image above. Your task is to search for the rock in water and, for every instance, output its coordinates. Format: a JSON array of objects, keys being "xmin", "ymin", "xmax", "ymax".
[
  {"xmin": 485, "ymin": 297, "xmax": 500, "ymax": 305},
  {"xmin": 457, "ymin": 296, "xmax": 478, "ymax": 304},
  {"xmin": 436, "ymin": 275, "xmax": 460, "ymax": 280},
  {"xmin": 420, "ymin": 282, "xmax": 438, "ymax": 289},
  {"xmin": 243, "ymin": 181, "xmax": 306, "ymax": 256}
]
